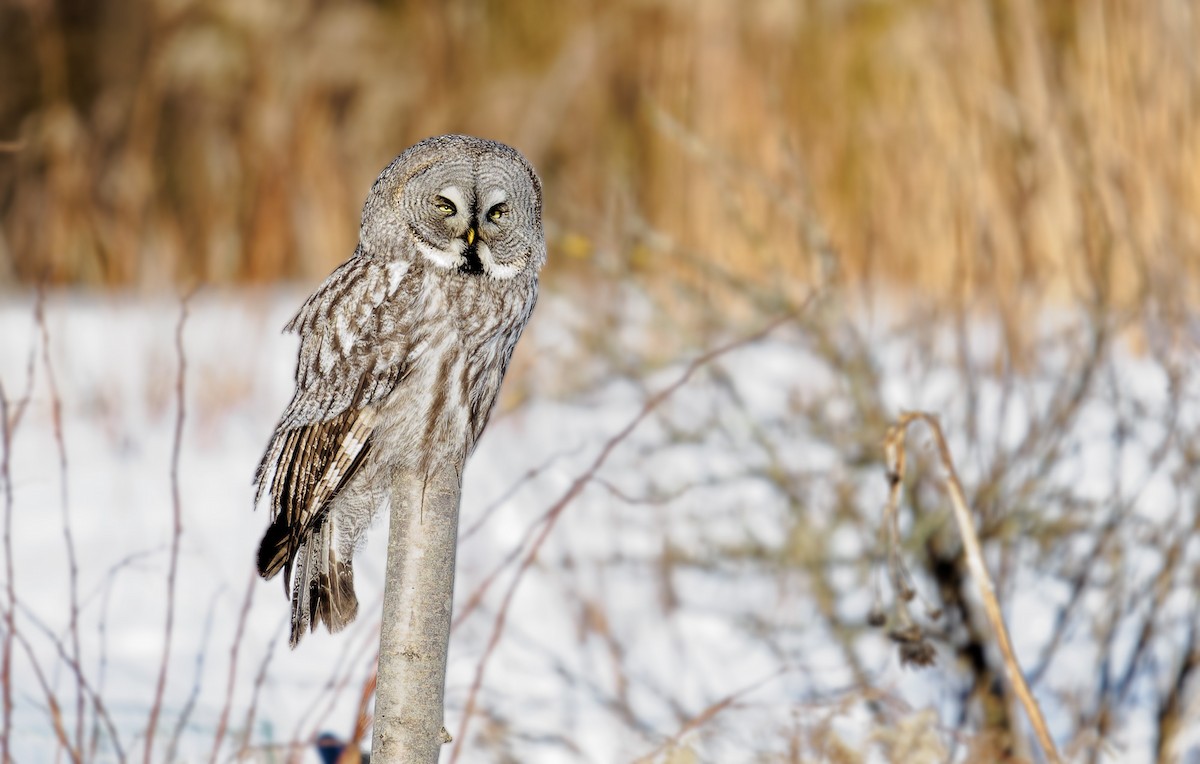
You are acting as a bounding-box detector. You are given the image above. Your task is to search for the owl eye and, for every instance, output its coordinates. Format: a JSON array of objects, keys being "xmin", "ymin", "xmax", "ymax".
[
  {"xmin": 433, "ymin": 196, "xmax": 457, "ymax": 216},
  {"xmin": 486, "ymin": 203, "xmax": 509, "ymax": 223}
]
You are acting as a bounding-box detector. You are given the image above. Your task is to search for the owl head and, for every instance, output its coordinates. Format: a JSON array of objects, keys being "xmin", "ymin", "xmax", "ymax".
[{"xmin": 360, "ymin": 134, "xmax": 546, "ymax": 280}]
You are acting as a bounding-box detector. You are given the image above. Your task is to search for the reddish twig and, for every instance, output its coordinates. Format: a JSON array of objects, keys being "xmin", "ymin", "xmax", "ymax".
[
  {"xmin": 208, "ymin": 568, "xmax": 256, "ymax": 764},
  {"xmin": 4, "ymin": 292, "xmax": 39, "ymax": 432},
  {"xmin": 144, "ymin": 292, "xmax": 192, "ymax": 762},
  {"xmin": 291, "ymin": 600, "xmax": 381, "ymax": 749},
  {"xmin": 630, "ymin": 669, "xmax": 785, "ymax": 763},
  {"xmin": 451, "ymin": 507, "xmax": 549, "ymax": 632},
  {"xmin": 448, "ymin": 312, "xmax": 800, "ymax": 762},
  {"xmin": 36, "ymin": 291, "xmax": 86, "ymax": 756},
  {"xmin": 458, "ymin": 444, "xmax": 584, "ymax": 544},
  {"xmin": 235, "ymin": 622, "xmax": 285, "ymax": 761},
  {"xmin": 0, "ymin": 384, "xmax": 14, "ymax": 764},
  {"xmin": 342, "ymin": 666, "xmax": 378, "ymax": 763},
  {"xmin": 90, "ymin": 549, "xmax": 158, "ymax": 761},
  {"xmin": 13, "ymin": 630, "xmax": 78, "ymax": 762},
  {"xmin": 166, "ymin": 590, "xmax": 223, "ymax": 762},
  {"xmin": 16, "ymin": 604, "xmax": 126, "ymax": 761}
]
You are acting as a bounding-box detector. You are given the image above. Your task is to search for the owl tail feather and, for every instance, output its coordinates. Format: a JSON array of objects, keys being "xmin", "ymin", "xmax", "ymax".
[
  {"xmin": 256, "ymin": 519, "xmax": 290, "ymax": 581},
  {"xmin": 287, "ymin": 518, "xmax": 359, "ymax": 648}
]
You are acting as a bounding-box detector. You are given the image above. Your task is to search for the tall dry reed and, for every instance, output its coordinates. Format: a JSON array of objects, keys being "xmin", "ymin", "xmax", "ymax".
[{"xmin": 0, "ymin": 0, "xmax": 1195, "ymax": 317}]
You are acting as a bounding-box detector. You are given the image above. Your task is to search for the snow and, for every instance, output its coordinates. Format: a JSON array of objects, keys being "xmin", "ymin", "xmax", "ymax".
[{"xmin": 0, "ymin": 288, "xmax": 1197, "ymax": 762}]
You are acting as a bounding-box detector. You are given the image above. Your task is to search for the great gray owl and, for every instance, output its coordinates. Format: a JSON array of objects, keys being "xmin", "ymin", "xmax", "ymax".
[{"xmin": 254, "ymin": 134, "xmax": 545, "ymax": 647}]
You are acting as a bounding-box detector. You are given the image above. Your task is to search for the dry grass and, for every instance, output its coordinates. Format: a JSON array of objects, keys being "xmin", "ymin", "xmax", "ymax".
[{"xmin": 1, "ymin": 0, "xmax": 1197, "ymax": 316}]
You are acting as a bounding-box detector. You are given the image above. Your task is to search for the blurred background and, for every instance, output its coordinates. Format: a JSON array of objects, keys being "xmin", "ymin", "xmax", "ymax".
[
  {"xmin": 3, "ymin": 0, "xmax": 1197, "ymax": 309},
  {"xmin": 3, "ymin": 1, "xmax": 1200, "ymax": 762}
]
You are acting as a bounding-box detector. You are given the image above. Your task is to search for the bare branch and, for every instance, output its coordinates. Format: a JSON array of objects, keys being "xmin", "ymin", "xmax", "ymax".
[
  {"xmin": 0, "ymin": 383, "xmax": 14, "ymax": 764},
  {"xmin": 631, "ymin": 669, "xmax": 786, "ymax": 763},
  {"xmin": 449, "ymin": 311, "xmax": 802, "ymax": 761},
  {"xmin": 165, "ymin": 589, "xmax": 223, "ymax": 762},
  {"xmin": 13, "ymin": 629, "xmax": 78, "ymax": 762},
  {"xmin": 208, "ymin": 569, "xmax": 256, "ymax": 764},
  {"xmin": 145, "ymin": 291, "xmax": 192, "ymax": 762},
  {"xmin": 235, "ymin": 621, "xmax": 285, "ymax": 760},
  {"xmin": 16, "ymin": 604, "xmax": 126, "ymax": 761},
  {"xmin": 35, "ymin": 289, "xmax": 87, "ymax": 755}
]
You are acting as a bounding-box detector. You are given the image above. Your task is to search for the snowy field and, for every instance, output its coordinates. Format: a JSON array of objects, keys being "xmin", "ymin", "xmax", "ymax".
[{"xmin": 1, "ymin": 289, "xmax": 1198, "ymax": 763}]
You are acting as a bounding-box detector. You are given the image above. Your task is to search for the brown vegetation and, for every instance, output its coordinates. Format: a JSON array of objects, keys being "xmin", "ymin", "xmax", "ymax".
[{"xmin": 2, "ymin": 0, "xmax": 1197, "ymax": 314}]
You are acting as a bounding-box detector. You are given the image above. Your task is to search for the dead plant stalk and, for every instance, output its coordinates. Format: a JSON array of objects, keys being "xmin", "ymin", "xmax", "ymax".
[{"xmin": 886, "ymin": 412, "xmax": 1060, "ymax": 764}]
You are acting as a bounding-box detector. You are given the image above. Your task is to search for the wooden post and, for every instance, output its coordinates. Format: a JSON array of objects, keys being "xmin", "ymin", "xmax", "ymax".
[{"xmin": 371, "ymin": 461, "xmax": 462, "ymax": 762}]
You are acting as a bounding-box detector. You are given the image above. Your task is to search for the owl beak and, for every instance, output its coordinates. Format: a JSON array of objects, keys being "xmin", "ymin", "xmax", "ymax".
[{"xmin": 466, "ymin": 227, "xmax": 476, "ymax": 246}]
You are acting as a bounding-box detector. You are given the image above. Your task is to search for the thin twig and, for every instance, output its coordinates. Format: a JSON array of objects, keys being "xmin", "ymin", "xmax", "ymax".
[
  {"xmin": 166, "ymin": 589, "xmax": 223, "ymax": 762},
  {"xmin": 208, "ymin": 568, "xmax": 256, "ymax": 764},
  {"xmin": 145, "ymin": 292, "xmax": 192, "ymax": 762},
  {"xmin": 886, "ymin": 412, "xmax": 1061, "ymax": 764},
  {"xmin": 458, "ymin": 444, "xmax": 585, "ymax": 544},
  {"xmin": 5, "ymin": 292, "xmax": 39, "ymax": 432},
  {"xmin": 36, "ymin": 292, "xmax": 86, "ymax": 756},
  {"xmin": 16, "ymin": 603, "xmax": 126, "ymax": 762},
  {"xmin": 291, "ymin": 601, "xmax": 381, "ymax": 750},
  {"xmin": 0, "ymin": 297, "xmax": 41, "ymax": 744},
  {"xmin": 343, "ymin": 665, "xmax": 377, "ymax": 763},
  {"xmin": 630, "ymin": 669, "xmax": 786, "ymax": 764},
  {"xmin": 235, "ymin": 621, "xmax": 286, "ymax": 761},
  {"xmin": 13, "ymin": 630, "xmax": 78, "ymax": 762},
  {"xmin": 0, "ymin": 384, "xmax": 14, "ymax": 764},
  {"xmin": 91, "ymin": 549, "xmax": 159, "ymax": 761},
  {"xmin": 1154, "ymin": 607, "xmax": 1198, "ymax": 762}
]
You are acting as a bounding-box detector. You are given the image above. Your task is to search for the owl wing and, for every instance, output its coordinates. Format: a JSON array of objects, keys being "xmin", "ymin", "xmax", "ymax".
[{"xmin": 254, "ymin": 252, "xmax": 415, "ymax": 583}]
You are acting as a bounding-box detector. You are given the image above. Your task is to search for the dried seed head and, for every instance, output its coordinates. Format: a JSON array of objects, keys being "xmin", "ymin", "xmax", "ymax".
[{"xmin": 898, "ymin": 640, "xmax": 937, "ymax": 668}]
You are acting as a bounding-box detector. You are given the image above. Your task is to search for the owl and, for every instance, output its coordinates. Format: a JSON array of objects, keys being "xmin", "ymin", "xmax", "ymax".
[{"xmin": 254, "ymin": 135, "xmax": 545, "ymax": 647}]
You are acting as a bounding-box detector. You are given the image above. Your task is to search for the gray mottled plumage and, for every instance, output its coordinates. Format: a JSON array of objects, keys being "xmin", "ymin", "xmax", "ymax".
[{"xmin": 254, "ymin": 135, "xmax": 545, "ymax": 647}]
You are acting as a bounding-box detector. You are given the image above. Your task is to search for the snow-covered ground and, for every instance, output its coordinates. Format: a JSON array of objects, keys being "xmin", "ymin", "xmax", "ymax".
[{"xmin": 1, "ymin": 289, "xmax": 1197, "ymax": 762}]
